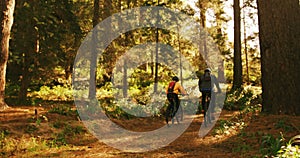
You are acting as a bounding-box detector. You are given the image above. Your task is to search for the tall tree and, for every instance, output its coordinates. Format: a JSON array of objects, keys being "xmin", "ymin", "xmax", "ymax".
[
  {"xmin": 89, "ymin": 0, "xmax": 100, "ymax": 99},
  {"xmin": 12, "ymin": 0, "xmax": 82, "ymax": 101},
  {"xmin": 196, "ymin": 0, "xmax": 209, "ymax": 68},
  {"xmin": 242, "ymin": 0, "xmax": 250, "ymax": 83},
  {"xmin": 232, "ymin": 0, "xmax": 243, "ymax": 89},
  {"xmin": 153, "ymin": 0, "xmax": 160, "ymax": 93},
  {"xmin": 0, "ymin": 0, "xmax": 15, "ymax": 110},
  {"xmin": 18, "ymin": 0, "xmax": 38, "ymax": 101},
  {"xmin": 257, "ymin": 0, "xmax": 300, "ymax": 115}
]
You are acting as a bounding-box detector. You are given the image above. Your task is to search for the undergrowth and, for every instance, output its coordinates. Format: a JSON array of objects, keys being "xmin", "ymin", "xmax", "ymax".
[
  {"xmin": 0, "ymin": 123, "xmax": 86, "ymax": 157},
  {"xmin": 224, "ymin": 86, "xmax": 261, "ymax": 111}
]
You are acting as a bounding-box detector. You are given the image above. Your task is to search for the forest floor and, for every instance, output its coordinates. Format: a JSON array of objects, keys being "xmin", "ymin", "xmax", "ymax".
[{"xmin": 0, "ymin": 103, "xmax": 299, "ymax": 158}]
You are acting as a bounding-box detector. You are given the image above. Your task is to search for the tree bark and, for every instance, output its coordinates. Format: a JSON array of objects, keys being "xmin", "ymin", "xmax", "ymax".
[
  {"xmin": 0, "ymin": 0, "xmax": 15, "ymax": 110},
  {"xmin": 257, "ymin": 0, "xmax": 300, "ymax": 115},
  {"xmin": 18, "ymin": 2, "xmax": 38, "ymax": 101},
  {"xmin": 199, "ymin": 1, "xmax": 208, "ymax": 62},
  {"xmin": 242, "ymin": 0, "xmax": 250, "ymax": 83},
  {"xmin": 232, "ymin": 0, "xmax": 243, "ymax": 90},
  {"xmin": 89, "ymin": 0, "xmax": 100, "ymax": 100}
]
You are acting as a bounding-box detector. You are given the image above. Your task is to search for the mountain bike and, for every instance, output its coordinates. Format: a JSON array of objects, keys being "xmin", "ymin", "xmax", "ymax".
[
  {"xmin": 165, "ymin": 94, "xmax": 183, "ymax": 126},
  {"xmin": 201, "ymin": 91, "xmax": 212, "ymax": 127}
]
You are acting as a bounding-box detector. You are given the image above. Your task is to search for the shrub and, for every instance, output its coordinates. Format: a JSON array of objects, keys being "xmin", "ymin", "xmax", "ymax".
[
  {"xmin": 224, "ymin": 87, "xmax": 257, "ymax": 111},
  {"xmin": 31, "ymin": 85, "xmax": 73, "ymax": 101},
  {"xmin": 260, "ymin": 133, "xmax": 284, "ymax": 157},
  {"xmin": 276, "ymin": 135, "xmax": 300, "ymax": 157},
  {"xmin": 213, "ymin": 119, "xmax": 234, "ymax": 135},
  {"xmin": 48, "ymin": 105, "xmax": 74, "ymax": 116}
]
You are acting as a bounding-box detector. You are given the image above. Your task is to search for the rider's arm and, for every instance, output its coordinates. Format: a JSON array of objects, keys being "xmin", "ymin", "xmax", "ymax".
[
  {"xmin": 213, "ymin": 75, "xmax": 222, "ymax": 93},
  {"xmin": 165, "ymin": 85, "xmax": 169, "ymax": 94},
  {"xmin": 198, "ymin": 78, "xmax": 202, "ymax": 92},
  {"xmin": 176, "ymin": 82, "xmax": 187, "ymax": 95}
]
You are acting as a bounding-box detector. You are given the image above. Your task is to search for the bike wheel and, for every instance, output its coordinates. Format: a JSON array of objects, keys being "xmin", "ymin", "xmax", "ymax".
[
  {"xmin": 203, "ymin": 102, "xmax": 207, "ymax": 127},
  {"xmin": 177, "ymin": 105, "xmax": 183, "ymax": 121},
  {"xmin": 165, "ymin": 103, "xmax": 175, "ymax": 125},
  {"xmin": 203, "ymin": 102, "xmax": 212, "ymax": 127},
  {"xmin": 172, "ymin": 101, "xmax": 183, "ymax": 124}
]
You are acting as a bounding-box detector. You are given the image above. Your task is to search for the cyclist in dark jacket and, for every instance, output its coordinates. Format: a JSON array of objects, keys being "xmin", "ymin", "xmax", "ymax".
[{"xmin": 198, "ymin": 68, "xmax": 221, "ymax": 119}]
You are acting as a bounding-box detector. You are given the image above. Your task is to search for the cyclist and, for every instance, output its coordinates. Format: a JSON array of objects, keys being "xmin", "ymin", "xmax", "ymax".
[
  {"xmin": 198, "ymin": 68, "xmax": 221, "ymax": 120},
  {"xmin": 165, "ymin": 76, "xmax": 187, "ymax": 125}
]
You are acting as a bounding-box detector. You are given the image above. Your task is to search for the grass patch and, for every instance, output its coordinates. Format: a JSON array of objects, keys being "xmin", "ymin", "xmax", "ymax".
[
  {"xmin": 0, "ymin": 135, "xmax": 50, "ymax": 156},
  {"xmin": 275, "ymin": 119, "xmax": 293, "ymax": 132},
  {"xmin": 48, "ymin": 105, "xmax": 77, "ymax": 116},
  {"xmin": 276, "ymin": 135, "xmax": 300, "ymax": 157},
  {"xmin": 233, "ymin": 142, "xmax": 251, "ymax": 153},
  {"xmin": 260, "ymin": 133, "xmax": 285, "ymax": 157},
  {"xmin": 25, "ymin": 124, "xmax": 39, "ymax": 134}
]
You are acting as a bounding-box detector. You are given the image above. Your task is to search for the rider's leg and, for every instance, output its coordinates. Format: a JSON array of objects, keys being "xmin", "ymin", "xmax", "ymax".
[
  {"xmin": 173, "ymin": 95, "xmax": 180, "ymax": 123},
  {"xmin": 210, "ymin": 92, "xmax": 216, "ymax": 112},
  {"xmin": 166, "ymin": 94, "xmax": 175, "ymax": 125},
  {"xmin": 201, "ymin": 92, "xmax": 207, "ymax": 112},
  {"xmin": 208, "ymin": 92, "xmax": 216, "ymax": 120},
  {"xmin": 166, "ymin": 103, "xmax": 171, "ymax": 124},
  {"xmin": 173, "ymin": 95, "xmax": 180, "ymax": 115}
]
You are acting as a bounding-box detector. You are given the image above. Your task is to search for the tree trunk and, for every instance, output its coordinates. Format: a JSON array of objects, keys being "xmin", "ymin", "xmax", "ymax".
[
  {"xmin": 232, "ymin": 0, "xmax": 243, "ymax": 90},
  {"xmin": 257, "ymin": 0, "xmax": 300, "ymax": 115},
  {"xmin": 89, "ymin": 0, "xmax": 100, "ymax": 100},
  {"xmin": 154, "ymin": 27, "xmax": 159, "ymax": 93},
  {"xmin": 242, "ymin": 0, "xmax": 250, "ymax": 84},
  {"xmin": 153, "ymin": 0, "xmax": 160, "ymax": 93},
  {"xmin": 18, "ymin": 3, "xmax": 38, "ymax": 101},
  {"xmin": 0, "ymin": 0, "xmax": 15, "ymax": 110},
  {"xmin": 123, "ymin": 58, "xmax": 128, "ymax": 98},
  {"xmin": 199, "ymin": 1, "xmax": 208, "ymax": 62}
]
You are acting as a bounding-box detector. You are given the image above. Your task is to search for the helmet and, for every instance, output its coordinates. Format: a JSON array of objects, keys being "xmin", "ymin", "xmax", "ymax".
[
  {"xmin": 172, "ymin": 76, "xmax": 179, "ymax": 82},
  {"xmin": 204, "ymin": 68, "xmax": 211, "ymax": 72}
]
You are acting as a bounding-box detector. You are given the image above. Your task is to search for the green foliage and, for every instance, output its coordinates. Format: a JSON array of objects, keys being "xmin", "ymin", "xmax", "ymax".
[
  {"xmin": 224, "ymin": 67, "xmax": 233, "ymax": 83},
  {"xmin": 5, "ymin": 83, "xmax": 20, "ymax": 97},
  {"xmin": 129, "ymin": 68, "xmax": 153, "ymax": 88},
  {"xmin": 0, "ymin": 133, "xmax": 65, "ymax": 156},
  {"xmin": 213, "ymin": 119, "xmax": 234, "ymax": 135},
  {"xmin": 50, "ymin": 125, "xmax": 85, "ymax": 147},
  {"xmin": 130, "ymin": 87, "xmax": 151, "ymax": 105},
  {"xmin": 52, "ymin": 121, "xmax": 66, "ymax": 129},
  {"xmin": 276, "ymin": 135, "xmax": 300, "ymax": 157},
  {"xmin": 275, "ymin": 119, "xmax": 293, "ymax": 132},
  {"xmin": 224, "ymin": 87, "xmax": 257, "ymax": 111},
  {"xmin": 260, "ymin": 133, "xmax": 285, "ymax": 157},
  {"xmin": 50, "ymin": 133, "xmax": 67, "ymax": 147},
  {"xmin": 48, "ymin": 105, "xmax": 76, "ymax": 116},
  {"xmin": 0, "ymin": 124, "xmax": 87, "ymax": 156},
  {"xmin": 25, "ymin": 125, "xmax": 39, "ymax": 134},
  {"xmin": 35, "ymin": 118, "xmax": 42, "ymax": 126},
  {"xmin": 26, "ymin": 137, "xmax": 49, "ymax": 152},
  {"xmin": 0, "ymin": 130, "xmax": 9, "ymax": 152},
  {"xmin": 233, "ymin": 143, "xmax": 251, "ymax": 153},
  {"xmin": 62, "ymin": 125, "xmax": 85, "ymax": 136},
  {"xmin": 31, "ymin": 85, "xmax": 73, "ymax": 101},
  {"xmin": 102, "ymin": 100, "xmax": 133, "ymax": 119}
]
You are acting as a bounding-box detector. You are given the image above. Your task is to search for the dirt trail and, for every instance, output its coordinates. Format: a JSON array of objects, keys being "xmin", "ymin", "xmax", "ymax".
[{"xmin": 0, "ymin": 106, "xmax": 299, "ymax": 157}]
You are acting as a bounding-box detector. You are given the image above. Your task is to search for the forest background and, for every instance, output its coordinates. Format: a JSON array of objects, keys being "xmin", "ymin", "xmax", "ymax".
[{"xmin": 0, "ymin": 0, "xmax": 299, "ymax": 157}]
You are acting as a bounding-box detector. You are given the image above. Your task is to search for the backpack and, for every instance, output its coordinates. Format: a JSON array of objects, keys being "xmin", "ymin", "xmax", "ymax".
[
  {"xmin": 200, "ymin": 73, "xmax": 212, "ymax": 91},
  {"xmin": 167, "ymin": 81, "xmax": 176, "ymax": 93}
]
